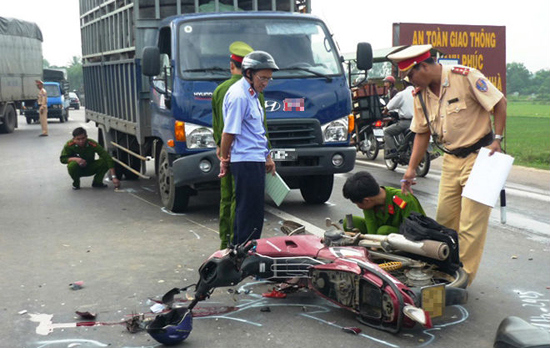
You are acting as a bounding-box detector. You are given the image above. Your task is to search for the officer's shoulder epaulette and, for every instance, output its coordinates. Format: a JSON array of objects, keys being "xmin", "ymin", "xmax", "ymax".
[
  {"xmin": 452, "ymin": 66, "xmax": 470, "ymax": 76},
  {"xmin": 87, "ymin": 140, "xmax": 98, "ymax": 147},
  {"xmin": 392, "ymin": 195, "xmax": 407, "ymax": 209}
]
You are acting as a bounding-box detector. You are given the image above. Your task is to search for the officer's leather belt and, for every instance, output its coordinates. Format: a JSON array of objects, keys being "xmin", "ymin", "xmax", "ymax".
[{"xmin": 448, "ymin": 132, "xmax": 493, "ymax": 158}]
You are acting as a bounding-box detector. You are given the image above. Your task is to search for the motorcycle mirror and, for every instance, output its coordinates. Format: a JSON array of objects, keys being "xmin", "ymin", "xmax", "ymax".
[
  {"xmin": 379, "ymin": 98, "xmax": 386, "ymax": 106},
  {"xmin": 403, "ymin": 305, "xmax": 432, "ymax": 328}
]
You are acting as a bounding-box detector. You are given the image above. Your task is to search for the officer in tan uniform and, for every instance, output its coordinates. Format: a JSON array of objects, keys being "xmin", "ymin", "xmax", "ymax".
[
  {"xmin": 387, "ymin": 44, "xmax": 507, "ymax": 285},
  {"xmin": 36, "ymin": 80, "xmax": 48, "ymax": 136}
]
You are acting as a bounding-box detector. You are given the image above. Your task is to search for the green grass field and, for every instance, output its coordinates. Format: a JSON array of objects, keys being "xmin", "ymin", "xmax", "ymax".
[{"xmin": 505, "ymin": 101, "xmax": 549, "ymax": 170}]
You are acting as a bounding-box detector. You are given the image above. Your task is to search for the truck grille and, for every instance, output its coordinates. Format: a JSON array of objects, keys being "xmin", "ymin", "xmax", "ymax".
[{"xmin": 267, "ymin": 119, "xmax": 322, "ymax": 148}]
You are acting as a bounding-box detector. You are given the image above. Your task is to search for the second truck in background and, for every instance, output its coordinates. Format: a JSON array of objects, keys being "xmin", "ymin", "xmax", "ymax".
[{"xmin": 0, "ymin": 16, "xmax": 43, "ymax": 133}]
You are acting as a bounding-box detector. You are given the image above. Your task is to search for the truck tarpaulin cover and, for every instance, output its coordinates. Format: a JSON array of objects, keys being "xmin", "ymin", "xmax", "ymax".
[
  {"xmin": 0, "ymin": 17, "xmax": 43, "ymax": 102},
  {"xmin": 0, "ymin": 17, "xmax": 43, "ymax": 41}
]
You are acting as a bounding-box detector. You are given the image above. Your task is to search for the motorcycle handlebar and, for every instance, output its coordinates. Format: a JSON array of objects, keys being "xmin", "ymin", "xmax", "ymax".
[{"xmin": 239, "ymin": 241, "xmax": 256, "ymax": 256}]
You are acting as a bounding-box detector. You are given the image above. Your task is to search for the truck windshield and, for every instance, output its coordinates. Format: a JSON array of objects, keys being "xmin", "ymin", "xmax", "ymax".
[
  {"xmin": 44, "ymin": 85, "xmax": 61, "ymax": 97},
  {"xmin": 178, "ymin": 17, "xmax": 342, "ymax": 80}
]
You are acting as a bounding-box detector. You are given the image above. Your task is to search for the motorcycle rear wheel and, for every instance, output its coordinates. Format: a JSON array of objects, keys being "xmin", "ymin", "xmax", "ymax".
[{"xmin": 360, "ymin": 131, "xmax": 379, "ymax": 160}]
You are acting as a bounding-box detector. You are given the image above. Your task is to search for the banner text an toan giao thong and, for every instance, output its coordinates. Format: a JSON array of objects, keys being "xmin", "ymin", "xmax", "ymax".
[{"xmin": 393, "ymin": 23, "xmax": 506, "ymax": 94}]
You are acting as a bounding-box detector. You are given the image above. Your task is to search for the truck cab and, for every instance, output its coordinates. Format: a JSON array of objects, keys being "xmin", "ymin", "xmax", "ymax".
[
  {"xmin": 143, "ymin": 12, "xmax": 366, "ymax": 210},
  {"xmin": 23, "ymin": 82, "xmax": 69, "ymax": 124}
]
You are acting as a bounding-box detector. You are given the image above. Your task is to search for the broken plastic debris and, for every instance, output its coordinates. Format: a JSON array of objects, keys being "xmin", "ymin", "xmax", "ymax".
[
  {"xmin": 69, "ymin": 281, "xmax": 84, "ymax": 290},
  {"xmin": 262, "ymin": 289, "xmax": 286, "ymax": 298},
  {"xmin": 18, "ymin": 310, "xmax": 28, "ymax": 315},
  {"xmin": 75, "ymin": 311, "xmax": 96, "ymax": 320},
  {"xmin": 126, "ymin": 314, "xmax": 146, "ymax": 333},
  {"xmin": 342, "ymin": 327, "xmax": 362, "ymax": 335},
  {"xmin": 511, "ymin": 255, "xmax": 518, "ymax": 259},
  {"xmin": 260, "ymin": 307, "xmax": 271, "ymax": 312},
  {"xmin": 150, "ymin": 303, "xmax": 166, "ymax": 313}
]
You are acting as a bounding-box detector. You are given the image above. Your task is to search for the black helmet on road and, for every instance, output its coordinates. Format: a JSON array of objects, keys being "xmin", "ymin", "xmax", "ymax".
[{"xmin": 242, "ymin": 51, "xmax": 279, "ymax": 73}]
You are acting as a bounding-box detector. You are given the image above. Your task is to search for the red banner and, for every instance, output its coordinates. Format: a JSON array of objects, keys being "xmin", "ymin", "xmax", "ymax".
[{"xmin": 393, "ymin": 23, "xmax": 506, "ymax": 94}]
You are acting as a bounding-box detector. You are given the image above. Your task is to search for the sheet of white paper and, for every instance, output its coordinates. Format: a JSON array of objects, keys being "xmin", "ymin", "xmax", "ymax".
[
  {"xmin": 265, "ymin": 172, "xmax": 290, "ymax": 206},
  {"xmin": 462, "ymin": 147, "xmax": 514, "ymax": 207}
]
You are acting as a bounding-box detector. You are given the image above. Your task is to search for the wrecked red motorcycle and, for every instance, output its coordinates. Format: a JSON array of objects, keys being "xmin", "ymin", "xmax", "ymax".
[{"xmin": 159, "ymin": 218, "xmax": 468, "ymax": 339}]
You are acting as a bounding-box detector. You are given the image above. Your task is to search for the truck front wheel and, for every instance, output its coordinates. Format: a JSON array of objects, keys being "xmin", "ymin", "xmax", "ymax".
[
  {"xmin": 157, "ymin": 147, "xmax": 190, "ymax": 212},
  {"xmin": 299, "ymin": 174, "xmax": 334, "ymax": 204}
]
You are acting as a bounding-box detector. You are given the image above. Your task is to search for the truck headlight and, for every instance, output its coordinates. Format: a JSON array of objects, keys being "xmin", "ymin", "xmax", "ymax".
[
  {"xmin": 185, "ymin": 123, "xmax": 216, "ymax": 149},
  {"xmin": 321, "ymin": 116, "xmax": 348, "ymax": 143}
]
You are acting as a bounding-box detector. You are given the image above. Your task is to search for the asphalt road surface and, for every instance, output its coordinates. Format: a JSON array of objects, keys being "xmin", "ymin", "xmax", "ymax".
[{"xmin": 1, "ymin": 109, "xmax": 549, "ymax": 348}]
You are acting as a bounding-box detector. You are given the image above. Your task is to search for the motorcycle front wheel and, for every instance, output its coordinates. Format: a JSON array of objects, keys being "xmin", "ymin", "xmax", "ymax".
[{"xmin": 415, "ymin": 152, "xmax": 431, "ymax": 177}]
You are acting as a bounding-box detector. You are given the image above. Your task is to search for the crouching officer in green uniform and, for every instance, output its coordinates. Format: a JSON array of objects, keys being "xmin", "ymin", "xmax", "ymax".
[
  {"xmin": 212, "ymin": 41, "xmax": 268, "ymax": 249},
  {"xmin": 342, "ymin": 171, "xmax": 425, "ymax": 234},
  {"xmin": 60, "ymin": 127, "xmax": 120, "ymax": 190}
]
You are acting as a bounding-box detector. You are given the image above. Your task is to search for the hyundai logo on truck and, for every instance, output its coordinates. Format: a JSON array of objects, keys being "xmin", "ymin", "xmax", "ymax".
[{"xmin": 265, "ymin": 100, "xmax": 281, "ymax": 112}]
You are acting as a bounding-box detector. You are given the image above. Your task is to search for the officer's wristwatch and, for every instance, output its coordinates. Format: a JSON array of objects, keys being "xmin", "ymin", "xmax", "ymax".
[{"xmin": 494, "ymin": 134, "xmax": 504, "ymax": 141}]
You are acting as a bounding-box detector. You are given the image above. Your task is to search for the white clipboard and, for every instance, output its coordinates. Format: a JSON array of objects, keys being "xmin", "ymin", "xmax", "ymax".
[
  {"xmin": 462, "ymin": 147, "xmax": 514, "ymax": 207},
  {"xmin": 265, "ymin": 172, "xmax": 290, "ymax": 206}
]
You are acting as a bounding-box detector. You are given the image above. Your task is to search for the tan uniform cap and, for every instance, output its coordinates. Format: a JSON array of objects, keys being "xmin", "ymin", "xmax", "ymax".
[{"xmin": 387, "ymin": 44, "xmax": 433, "ymax": 73}]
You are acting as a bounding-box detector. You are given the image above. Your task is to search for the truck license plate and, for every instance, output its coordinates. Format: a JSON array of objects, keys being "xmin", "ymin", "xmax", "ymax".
[
  {"xmin": 421, "ymin": 284, "xmax": 446, "ymax": 318},
  {"xmin": 271, "ymin": 149, "xmax": 297, "ymax": 161},
  {"xmin": 373, "ymin": 128, "xmax": 384, "ymax": 137}
]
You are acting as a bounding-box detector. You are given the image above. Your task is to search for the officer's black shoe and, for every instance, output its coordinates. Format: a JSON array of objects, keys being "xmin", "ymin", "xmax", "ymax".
[
  {"xmin": 92, "ymin": 182, "xmax": 108, "ymax": 189},
  {"xmin": 72, "ymin": 183, "xmax": 80, "ymax": 190}
]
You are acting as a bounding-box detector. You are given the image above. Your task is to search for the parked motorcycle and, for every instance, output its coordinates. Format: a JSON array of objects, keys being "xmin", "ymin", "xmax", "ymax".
[
  {"xmin": 371, "ymin": 111, "xmax": 395, "ymax": 150},
  {"xmin": 353, "ymin": 117, "xmax": 380, "ymax": 160},
  {"xmin": 382, "ymin": 113, "xmax": 439, "ymax": 177},
  {"xmin": 162, "ymin": 220, "xmax": 468, "ymax": 335},
  {"xmin": 351, "ymin": 91, "xmax": 386, "ymax": 161}
]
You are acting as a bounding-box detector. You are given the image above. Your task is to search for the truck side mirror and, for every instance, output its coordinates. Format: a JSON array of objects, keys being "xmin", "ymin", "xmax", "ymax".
[
  {"xmin": 142, "ymin": 46, "xmax": 161, "ymax": 76},
  {"xmin": 356, "ymin": 42, "xmax": 373, "ymax": 71}
]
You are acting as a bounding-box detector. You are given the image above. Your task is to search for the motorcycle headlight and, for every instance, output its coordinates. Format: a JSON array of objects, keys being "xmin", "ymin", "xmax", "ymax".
[
  {"xmin": 321, "ymin": 116, "xmax": 349, "ymax": 143},
  {"xmin": 185, "ymin": 123, "xmax": 216, "ymax": 149}
]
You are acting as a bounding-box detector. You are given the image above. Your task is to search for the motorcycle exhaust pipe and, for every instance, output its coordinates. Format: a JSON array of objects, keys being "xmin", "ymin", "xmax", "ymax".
[{"xmin": 386, "ymin": 234, "xmax": 449, "ymax": 261}]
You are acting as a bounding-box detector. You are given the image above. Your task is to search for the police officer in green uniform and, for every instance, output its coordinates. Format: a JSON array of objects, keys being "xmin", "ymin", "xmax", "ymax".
[
  {"xmin": 212, "ymin": 41, "xmax": 268, "ymax": 249},
  {"xmin": 342, "ymin": 171, "xmax": 425, "ymax": 235},
  {"xmin": 60, "ymin": 127, "xmax": 120, "ymax": 190}
]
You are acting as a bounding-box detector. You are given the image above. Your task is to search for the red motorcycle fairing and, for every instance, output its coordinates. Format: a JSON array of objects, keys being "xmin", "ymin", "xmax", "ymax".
[{"xmin": 254, "ymin": 234, "xmax": 326, "ymax": 257}]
